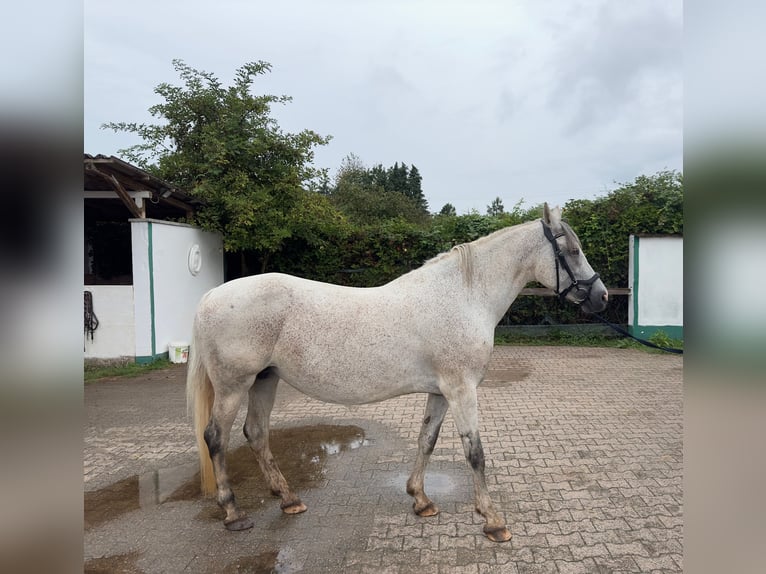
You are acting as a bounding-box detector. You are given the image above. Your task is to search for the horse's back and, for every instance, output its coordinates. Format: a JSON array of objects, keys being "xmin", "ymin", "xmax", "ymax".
[
  {"xmin": 195, "ymin": 272, "xmax": 393, "ymax": 355},
  {"xmin": 193, "ymin": 273, "xmax": 445, "ymax": 401}
]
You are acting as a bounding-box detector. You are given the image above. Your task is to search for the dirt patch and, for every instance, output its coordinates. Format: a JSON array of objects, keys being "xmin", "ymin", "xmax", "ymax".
[
  {"xmin": 84, "ymin": 550, "xmax": 144, "ymax": 574},
  {"xmin": 482, "ymin": 367, "xmax": 531, "ymax": 387}
]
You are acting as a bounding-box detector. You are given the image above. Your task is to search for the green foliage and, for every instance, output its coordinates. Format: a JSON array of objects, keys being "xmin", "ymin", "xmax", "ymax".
[
  {"xmin": 431, "ymin": 212, "xmax": 495, "ymax": 246},
  {"xmin": 84, "ymin": 358, "xmax": 174, "ymax": 382},
  {"xmin": 271, "ymin": 217, "xmax": 441, "ymax": 286},
  {"xmin": 487, "ymin": 196, "xmax": 504, "ymax": 216},
  {"xmin": 326, "ymin": 154, "xmax": 429, "ymax": 224},
  {"xmin": 102, "ymin": 59, "xmax": 335, "ymax": 261},
  {"xmin": 271, "ymin": 204, "xmax": 541, "ymax": 289},
  {"xmin": 648, "ymin": 330, "xmax": 683, "ymax": 351},
  {"xmin": 439, "ymin": 203, "xmax": 457, "ymax": 216},
  {"xmin": 331, "ymin": 178, "xmax": 428, "ymax": 226},
  {"xmin": 563, "ymin": 170, "xmax": 683, "ymax": 287},
  {"xmin": 430, "ymin": 200, "xmax": 536, "ymax": 248},
  {"xmin": 406, "ymin": 165, "xmax": 426, "ymax": 211},
  {"xmin": 494, "ymin": 330, "xmax": 667, "ymax": 352}
]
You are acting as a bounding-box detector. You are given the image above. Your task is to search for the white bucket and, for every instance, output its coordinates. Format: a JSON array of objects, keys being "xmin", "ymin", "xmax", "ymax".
[{"xmin": 168, "ymin": 342, "xmax": 189, "ymax": 364}]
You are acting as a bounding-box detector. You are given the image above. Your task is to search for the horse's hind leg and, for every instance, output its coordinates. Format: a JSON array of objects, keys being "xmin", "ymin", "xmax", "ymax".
[
  {"xmin": 243, "ymin": 368, "xmax": 307, "ymax": 514},
  {"xmin": 204, "ymin": 377, "xmax": 254, "ymax": 531},
  {"xmin": 406, "ymin": 393, "xmax": 448, "ymax": 517}
]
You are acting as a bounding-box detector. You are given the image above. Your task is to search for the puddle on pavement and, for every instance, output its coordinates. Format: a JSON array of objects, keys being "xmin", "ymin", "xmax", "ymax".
[
  {"xmin": 85, "ymin": 425, "xmax": 368, "ymax": 530},
  {"xmin": 219, "ymin": 547, "xmax": 299, "ymax": 574},
  {"xmin": 482, "ymin": 367, "xmax": 530, "ymax": 387},
  {"xmin": 84, "ymin": 550, "xmax": 144, "ymax": 574},
  {"xmin": 388, "ymin": 471, "xmax": 458, "ymax": 496}
]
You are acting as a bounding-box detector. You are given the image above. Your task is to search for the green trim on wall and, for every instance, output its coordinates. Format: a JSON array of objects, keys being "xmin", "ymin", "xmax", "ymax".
[
  {"xmin": 147, "ymin": 221, "xmax": 157, "ymax": 357},
  {"xmin": 631, "ymin": 235, "xmax": 640, "ymax": 332},
  {"xmin": 135, "ymin": 351, "xmax": 169, "ymax": 365},
  {"xmin": 630, "ymin": 325, "xmax": 684, "ymax": 340}
]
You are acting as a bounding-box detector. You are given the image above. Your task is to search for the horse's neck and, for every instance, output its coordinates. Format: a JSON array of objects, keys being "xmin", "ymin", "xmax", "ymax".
[
  {"xmin": 406, "ymin": 221, "xmax": 542, "ymax": 323},
  {"xmin": 463, "ymin": 222, "xmax": 541, "ymax": 321}
]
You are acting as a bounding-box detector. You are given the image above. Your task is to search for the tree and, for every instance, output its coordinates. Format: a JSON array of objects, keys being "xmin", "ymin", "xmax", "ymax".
[
  {"xmin": 387, "ymin": 162, "xmax": 408, "ymax": 194},
  {"xmin": 487, "ymin": 196, "xmax": 505, "ymax": 216},
  {"xmin": 103, "ymin": 59, "xmax": 338, "ymax": 272},
  {"xmin": 369, "ymin": 164, "xmax": 388, "ymax": 190},
  {"xmin": 439, "ymin": 203, "xmax": 457, "ymax": 216},
  {"xmin": 326, "ymin": 155, "xmax": 429, "ymax": 225},
  {"xmin": 405, "ymin": 165, "xmax": 428, "ymax": 212}
]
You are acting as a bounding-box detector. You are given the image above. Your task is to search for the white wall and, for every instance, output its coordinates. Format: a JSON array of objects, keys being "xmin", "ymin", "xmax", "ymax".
[
  {"xmin": 131, "ymin": 219, "xmax": 223, "ymax": 360},
  {"xmin": 629, "ymin": 236, "xmax": 683, "ymax": 328},
  {"xmin": 83, "ymin": 285, "xmax": 135, "ymax": 358}
]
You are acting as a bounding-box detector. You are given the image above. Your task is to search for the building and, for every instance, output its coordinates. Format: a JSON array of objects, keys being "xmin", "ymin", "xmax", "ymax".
[{"xmin": 84, "ymin": 155, "xmax": 223, "ymax": 363}]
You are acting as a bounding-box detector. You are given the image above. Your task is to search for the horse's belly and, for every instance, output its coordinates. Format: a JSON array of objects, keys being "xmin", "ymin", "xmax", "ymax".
[{"xmin": 274, "ymin": 360, "xmax": 439, "ymax": 405}]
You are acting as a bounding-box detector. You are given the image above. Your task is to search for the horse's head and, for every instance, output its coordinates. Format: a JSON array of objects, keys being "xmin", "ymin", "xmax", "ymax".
[{"xmin": 537, "ymin": 203, "xmax": 608, "ymax": 314}]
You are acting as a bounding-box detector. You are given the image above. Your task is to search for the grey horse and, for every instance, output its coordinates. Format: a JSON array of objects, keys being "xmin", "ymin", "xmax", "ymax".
[{"xmin": 186, "ymin": 204, "xmax": 608, "ymax": 542}]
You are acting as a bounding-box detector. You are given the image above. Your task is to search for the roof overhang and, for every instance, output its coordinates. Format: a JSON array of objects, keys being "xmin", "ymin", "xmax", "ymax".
[{"xmin": 84, "ymin": 154, "xmax": 202, "ymax": 220}]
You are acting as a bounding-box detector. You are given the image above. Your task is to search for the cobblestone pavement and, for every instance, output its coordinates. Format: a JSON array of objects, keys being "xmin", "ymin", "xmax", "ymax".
[{"xmin": 85, "ymin": 345, "xmax": 683, "ymax": 573}]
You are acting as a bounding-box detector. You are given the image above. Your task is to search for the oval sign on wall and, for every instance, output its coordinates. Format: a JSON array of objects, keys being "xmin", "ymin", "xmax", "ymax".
[{"xmin": 188, "ymin": 244, "xmax": 202, "ymax": 276}]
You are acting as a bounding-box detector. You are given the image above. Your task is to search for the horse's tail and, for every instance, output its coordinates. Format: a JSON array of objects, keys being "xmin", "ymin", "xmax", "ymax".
[{"xmin": 186, "ymin": 325, "xmax": 217, "ymax": 496}]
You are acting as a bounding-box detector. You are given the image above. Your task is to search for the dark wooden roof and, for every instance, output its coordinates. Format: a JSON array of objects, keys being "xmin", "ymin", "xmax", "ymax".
[{"xmin": 85, "ymin": 154, "xmax": 203, "ymax": 221}]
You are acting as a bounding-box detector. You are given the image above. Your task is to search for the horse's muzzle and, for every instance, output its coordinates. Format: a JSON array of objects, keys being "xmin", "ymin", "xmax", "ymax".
[{"xmin": 578, "ymin": 280, "xmax": 609, "ymax": 314}]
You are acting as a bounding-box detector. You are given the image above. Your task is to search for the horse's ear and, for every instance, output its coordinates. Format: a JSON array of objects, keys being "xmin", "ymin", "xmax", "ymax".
[{"xmin": 542, "ymin": 203, "xmax": 561, "ymax": 226}]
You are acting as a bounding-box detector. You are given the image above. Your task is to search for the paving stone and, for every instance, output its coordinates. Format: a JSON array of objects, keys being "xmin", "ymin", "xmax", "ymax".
[
  {"xmin": 555, "ymin": 558, "xmax": 599, "ymax": 573},
  {"xmin": 570, "ymin": 542, "xmax": 610, "ymax": 561},
  {"xmin": 516, "ymin": 560, "xmax": 558, "ymax": 574},
  {"xmin": 633, "ymin": 553, "xmax": 680, "ymax": 572},
  {"xmin": 531, "ymin": 544, "xmax": 574, "ymax": 562},
  {"xmin": 606, "ymin": 541, "xmax": 652, "ymax": 557},
  {"xmin": 478, "ymin": 563, "xmax": 519, "ymax": 574}
]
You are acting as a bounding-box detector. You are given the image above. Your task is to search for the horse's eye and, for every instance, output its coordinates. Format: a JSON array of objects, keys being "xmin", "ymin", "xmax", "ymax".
[{"xmin": 571, "ymin": 248, "xmax": 580, "ymax": 256}]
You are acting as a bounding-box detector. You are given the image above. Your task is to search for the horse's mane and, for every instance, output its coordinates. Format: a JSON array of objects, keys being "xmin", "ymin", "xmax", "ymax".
[
  {"xmin": 453, "ymin": 244, "xmax": 474, "ymax": 286},
  {"xmin": 418, "ymin": 244, "xmax": 474, "ymax": 285},
  {"xmin": 419, "ymin": 220, "xmax": 541, "ymax": 286}
]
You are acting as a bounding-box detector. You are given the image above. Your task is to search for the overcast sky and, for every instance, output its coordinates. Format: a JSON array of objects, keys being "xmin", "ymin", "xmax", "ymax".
[{"xmin": 84, "ymin": 0, "xmax": 682, "ymax": 214}]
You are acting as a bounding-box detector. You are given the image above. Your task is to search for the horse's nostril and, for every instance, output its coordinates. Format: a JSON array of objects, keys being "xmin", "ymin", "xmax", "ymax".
[{"xmin": 602, "ymin": 292, "xmax": 609, "ymax": 302}]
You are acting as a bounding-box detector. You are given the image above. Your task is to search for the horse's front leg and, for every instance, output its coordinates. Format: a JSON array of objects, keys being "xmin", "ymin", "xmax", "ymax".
[
  {"xmin": 443, "ymin": 383, "xmax": 512, "ymax": 543},
  {"xmin": 407, "ymin": 393, "xmax": 449, "ymax": 516}
]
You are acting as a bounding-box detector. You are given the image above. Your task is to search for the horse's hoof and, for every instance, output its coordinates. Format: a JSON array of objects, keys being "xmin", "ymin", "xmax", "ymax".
[
  {"xmin": 414, "ymin": 502, "xmax": 440, "ymax": 517},
  {"xmin": 224, "ymin": 516, "xmax": 254, "ymax": 531},
  {"xmin": 281, "ymin": 501, "xmax": 307, "ymax": 515},
  {"xmin": 483, "ymin": 526, "xmax": 512, "ymax": 543}
]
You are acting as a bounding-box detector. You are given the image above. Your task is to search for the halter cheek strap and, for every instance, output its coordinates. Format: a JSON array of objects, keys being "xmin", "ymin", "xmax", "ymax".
[{"xmin": 541, "ymin": 221, "xmax": 600, "ymax": 304}]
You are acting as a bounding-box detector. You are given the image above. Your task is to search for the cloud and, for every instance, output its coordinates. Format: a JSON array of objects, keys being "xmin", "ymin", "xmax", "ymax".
[{"xmin": 545, "ymin": 1, "xmax": 682, "ymax": 137}]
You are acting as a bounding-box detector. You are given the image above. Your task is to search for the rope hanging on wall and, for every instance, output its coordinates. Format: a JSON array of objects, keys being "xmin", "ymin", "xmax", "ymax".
[{"xmin": 84, "ymin": 290, "xmax": 99, "ymax": 341}]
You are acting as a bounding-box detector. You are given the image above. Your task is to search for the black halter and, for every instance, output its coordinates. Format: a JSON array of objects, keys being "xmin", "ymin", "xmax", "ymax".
[{"xmin": 541, "ymin": 220, "xmax": 600, "ymax": 305}]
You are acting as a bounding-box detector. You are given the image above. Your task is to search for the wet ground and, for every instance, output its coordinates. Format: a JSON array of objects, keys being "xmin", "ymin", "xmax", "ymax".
[{"xmin": 85, "ymin": 346, "xmax": 683, "ymax": 573}]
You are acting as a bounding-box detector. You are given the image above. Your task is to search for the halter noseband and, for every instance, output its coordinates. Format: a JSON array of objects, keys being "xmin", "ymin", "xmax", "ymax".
[{"xmin": 541, "ymin": 220, "xmax": 600, "ymax": 305}]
